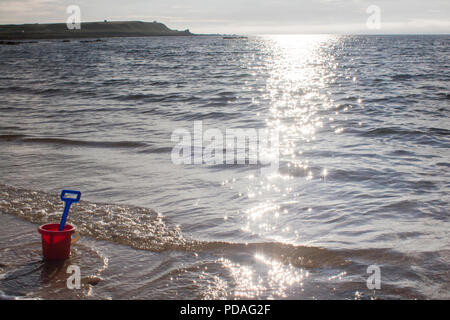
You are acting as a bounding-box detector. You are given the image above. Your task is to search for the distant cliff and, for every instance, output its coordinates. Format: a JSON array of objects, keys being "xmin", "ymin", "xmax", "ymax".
[{"xmin": 0, "ymin": 21, "xmax": 193, "ymax": 40}]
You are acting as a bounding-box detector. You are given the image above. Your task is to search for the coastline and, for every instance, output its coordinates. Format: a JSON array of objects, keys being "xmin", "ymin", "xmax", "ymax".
[{"xmin": 0, "ymin": 20, "xmax": 194, "ymax": 40}]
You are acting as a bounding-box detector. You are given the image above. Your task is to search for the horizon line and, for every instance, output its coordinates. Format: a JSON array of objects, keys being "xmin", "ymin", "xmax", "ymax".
[{"xmin": 0, "ymin": 20, "xmax": 448, "ymax": 36}]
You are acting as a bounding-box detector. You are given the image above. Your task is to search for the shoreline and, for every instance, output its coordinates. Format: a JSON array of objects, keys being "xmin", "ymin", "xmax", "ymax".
[
  {"xmin": 0, "ymin": 179, "xmax": 447, "ymax": 299},
  {"xmin": 0, "ymin": 20, "xmax": 194, "ymax": 40}
]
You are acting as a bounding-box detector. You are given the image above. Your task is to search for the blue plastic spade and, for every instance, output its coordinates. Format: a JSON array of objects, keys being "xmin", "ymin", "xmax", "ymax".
[{"xmin": 59, "ymin": 190, "xmax": 81, "ymax": 231}]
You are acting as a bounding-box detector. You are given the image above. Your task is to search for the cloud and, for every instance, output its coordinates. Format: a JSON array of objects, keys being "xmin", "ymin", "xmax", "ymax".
[{"xmin": 0, "ymin": 0, "xmax": 65, "ymax": 22}]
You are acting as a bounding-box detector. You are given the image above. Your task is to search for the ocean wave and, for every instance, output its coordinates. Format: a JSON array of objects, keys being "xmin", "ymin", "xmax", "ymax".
[
  {"xmin": 361, "ymin": 127, "xmax": 424, "ymax": 137},
  {"xmin": 0, "ymin": 134, "xmax": 27, "ymax": 142},
  {"xmin": 0, "ymin": 183, "xmax": 397, "ymax": 269},
  {"xmin": 174, "ymin": 111, "xmax": 242, "ymax": 121},
  {"xmin": 0, "ymin": 135, "xmax": 147, "ymax": 149},
  {"xmin": 137, "ymin": 146, "xmax": 174, "ymax": 154},
  {"xmin": 111, "ymin": 92, "xmax": 201, "ymax": 104},
  {"xmin": 1, "ymin": 183, "xmax": 444, "ymax": 299},
  {"xmin": 0, "ymin": 86, "xmax": 65, "ymax": 96},
  {"xmin": 0, "ymin": 183, "xmax": 188, "ymax": 252}
]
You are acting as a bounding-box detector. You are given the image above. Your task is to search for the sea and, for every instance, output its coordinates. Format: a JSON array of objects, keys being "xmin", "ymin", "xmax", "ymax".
[{"xmin": 0, "ymin": 34, "xmax": 449, "ymax": 299}]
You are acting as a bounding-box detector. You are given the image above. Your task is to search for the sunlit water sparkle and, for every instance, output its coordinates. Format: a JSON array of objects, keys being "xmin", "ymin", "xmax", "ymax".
[{"xmin": 0, "ymin": 34, "xmax": 449, "ymax": 299}]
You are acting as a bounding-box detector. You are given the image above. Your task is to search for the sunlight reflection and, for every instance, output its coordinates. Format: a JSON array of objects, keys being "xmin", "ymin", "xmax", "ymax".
[
  {"xmin": 217, "ymin": 252, "xmax": 310, "ymax": 299},
  {"xmin": 244, "ymin": 35, "xmax": 341, "ymax": 242},
  {"xmin": 218, "ymin": 257, "xmax": 265, "ymax": 299},
  {"xmin": 254, "ymin": 253, "xmax": 309, "ymax": 297}
]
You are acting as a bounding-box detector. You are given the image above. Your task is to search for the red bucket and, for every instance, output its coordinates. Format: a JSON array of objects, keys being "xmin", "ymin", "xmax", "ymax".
[{"xmin": 38, "ymin": 223, "xmax": 78, "ymax": 260}]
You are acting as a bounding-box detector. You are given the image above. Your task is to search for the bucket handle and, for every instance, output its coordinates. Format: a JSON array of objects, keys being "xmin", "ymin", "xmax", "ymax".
[{"xmin": 71, "ymin": 231, "xmax": 80, "ymax": 244}]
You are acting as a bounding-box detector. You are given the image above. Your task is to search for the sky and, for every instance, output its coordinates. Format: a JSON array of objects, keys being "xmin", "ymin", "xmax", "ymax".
[{"xmin": 0, "ymin": 0, "xmax": 449, "ymax": 34}]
